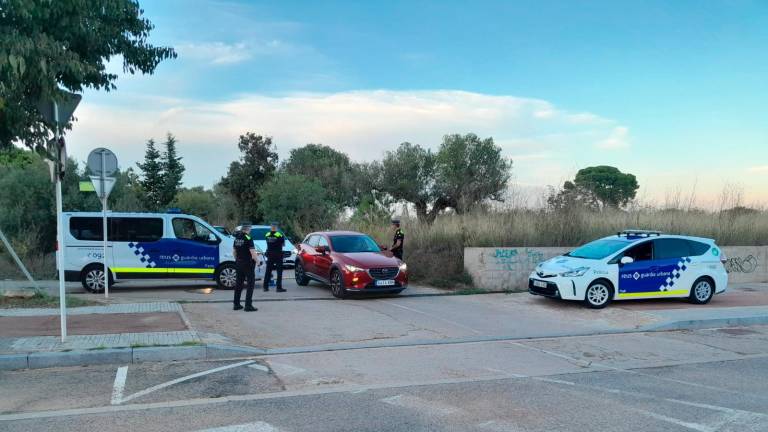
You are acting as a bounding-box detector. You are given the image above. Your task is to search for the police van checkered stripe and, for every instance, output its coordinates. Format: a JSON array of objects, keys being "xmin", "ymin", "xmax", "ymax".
[{"xmin": 127, "ymin": 242, "xmax": 157, "ymax": 268}]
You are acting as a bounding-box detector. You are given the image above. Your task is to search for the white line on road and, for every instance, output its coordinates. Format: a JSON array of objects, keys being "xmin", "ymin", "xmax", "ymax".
[
  {"xmin": 248, "ymin": 364, "xmax": 270, "ymax": 373},
  {"xmin": 197, "ymin": 421, "xmax": 282, "ymax": 432},
  {"xmin": 376, "ymin": 300, "xmax": 484, "ymax": 335},
  {"xmin": 110, "ymin": 366, "xmax": 128, "ymax": 405},
  {"xmin": 380, "ymin": 394, "xmax": 458, "ymax": 416},
  {"xmin": 118, "ymin": 360, "xmax": 255, "ymax": 405}
]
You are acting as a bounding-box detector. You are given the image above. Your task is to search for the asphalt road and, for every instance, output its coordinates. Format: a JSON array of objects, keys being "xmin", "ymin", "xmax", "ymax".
[{"xmin": 2, "ymin": 326, "xmax": 768, "ymax": 431}]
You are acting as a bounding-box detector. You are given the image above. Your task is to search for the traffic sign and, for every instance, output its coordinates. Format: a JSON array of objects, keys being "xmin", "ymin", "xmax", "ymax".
[
  {"xmin": 89, "ymin": 176, "xmax": 116, "ymax": 199},
  {"xmin": 36, "ymin": 91, "xmax": 82, "ymax": 127},
  {"xmin": 87, "ymin": 148, "xmax": 118, "ymax": 177}
]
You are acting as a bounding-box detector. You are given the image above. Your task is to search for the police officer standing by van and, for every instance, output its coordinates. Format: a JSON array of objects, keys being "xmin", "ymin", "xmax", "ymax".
[
  {"xmin": 263, "ymin": 222, "xmax": 286, "ymax": 292},
  {"xmin": 390, "ymin": 219, "xmax": 405, "ymax": 260},
  {"xmin": 233, "ymin": 222, "xmax": 259, "ymax": 312}
]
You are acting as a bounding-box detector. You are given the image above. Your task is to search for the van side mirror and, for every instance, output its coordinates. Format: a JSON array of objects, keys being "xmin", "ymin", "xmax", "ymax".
[{"xmin": 620, "ymin": 256, "xmax": 634, "ymax": 265}]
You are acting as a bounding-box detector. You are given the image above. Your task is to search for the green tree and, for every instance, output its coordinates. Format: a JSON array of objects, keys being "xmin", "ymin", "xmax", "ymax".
[
  {"xmin": 434, "ymin": 133, "xmax": 512, "ymax": 214},
  {"xmin": 379, "ymin": 142, "xmax": 440, "ymax": 222},
  {"xmin": 136, "ymin": 139, "xmax": 163, "ymax": 210},
  {"xmin": 220, "ymin": 133, "xmax": 279, "ymax": 221},
  {"xmin": 0, "ymin": 159, "xmax": 55, "ymax": 254},
  {"xmin": 282, "ymin": 144, "xmax": 357, "ymax": 208},
  {"xmin": 172, "ymin": 187, "xmax": 217, "ymax": 220},
  {"xmin": 0, "ymin": 0, "xmax": 176, "ymax": 149},
  {"xmin": 160, "ymin": 133, "xmax": 184, "ymax": 206},
  {"xmin": 572, "ymin": 165, "xmax": 639, "ymax": 208},
  {"xmin": 257, "ymin": 174, "xmax": 336, "ymax": 238}
]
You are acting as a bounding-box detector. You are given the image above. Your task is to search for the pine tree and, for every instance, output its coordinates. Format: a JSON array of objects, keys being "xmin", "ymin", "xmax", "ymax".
[
  {"xmin": 160, "ymin": 133, "xmax": 184, "ymax": 207},
  {"xmin": 136, "ymin": 139, "xmax": 164, "ymax": 211}
]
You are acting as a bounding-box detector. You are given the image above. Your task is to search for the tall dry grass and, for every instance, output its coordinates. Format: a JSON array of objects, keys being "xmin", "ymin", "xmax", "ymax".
[{"xmin": 338, "ymin": 207, "xmax": 768, "ymax": 287}]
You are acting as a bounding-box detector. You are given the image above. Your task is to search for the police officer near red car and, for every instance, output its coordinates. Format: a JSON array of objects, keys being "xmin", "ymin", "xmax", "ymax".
[
  {"xmin": 263, "ymin": 221, "xmax": 287, "ymax": 292},
  {"xmin": 232, "ymin": 222, "xmax": 259, "ymax": 312},
  {"xmin": 389, "ymin": 219, "xmax": 405, "ymax": 260}
]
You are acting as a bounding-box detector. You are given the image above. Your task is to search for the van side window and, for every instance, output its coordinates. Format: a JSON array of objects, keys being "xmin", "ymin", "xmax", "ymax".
[
  {"xmin": 173, "ymin": 218, "xmax": 215, "ymax": 243},
  {"xmin": 110, "ymin": 217, "xmax": 163, "ymax": 242},
  {"xmin": 70, "ymin": 217, "xmax": 103, "ymax": 241},
  {"xmin": 654, "ymin": 239, "xmax": 692, "ymax": 260}
]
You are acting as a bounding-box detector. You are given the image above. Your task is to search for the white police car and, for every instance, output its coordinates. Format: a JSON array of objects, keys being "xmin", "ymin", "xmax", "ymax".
[
  {"xmin": 528, "ymin": 230, "xmax": 728, "ymax": 308},
  {"xmin": 62, "ymin": 211, "xmax": 264, "ymax": 292}
]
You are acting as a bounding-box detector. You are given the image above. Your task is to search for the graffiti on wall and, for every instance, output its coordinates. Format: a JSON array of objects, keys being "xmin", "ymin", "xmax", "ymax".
[
  {"xmin": 725, "ymin": 255, "xmax": 758, "ymax": 274},
  {"xmin": 490, "ymin": 248, "xmax": 546, "ymax": 271}
]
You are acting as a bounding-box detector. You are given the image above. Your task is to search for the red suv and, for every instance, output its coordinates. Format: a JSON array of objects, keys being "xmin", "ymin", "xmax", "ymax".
[{"xmin": 294, "ymin": 231, "xmax": 408, "ymax": 298}]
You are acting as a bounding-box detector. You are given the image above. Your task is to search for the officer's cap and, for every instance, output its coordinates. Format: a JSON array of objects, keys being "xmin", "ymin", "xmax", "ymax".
[
  {"xmin": 239, "ymin": 221, "xmax": 253, "ymax": 229},
  {"xmin": 391, "ymin": 218, "xmax": 401, "ymax": 225},
  {"xmin": 269, "ymin": 221, "xmax": 280, "ymax": 227}
]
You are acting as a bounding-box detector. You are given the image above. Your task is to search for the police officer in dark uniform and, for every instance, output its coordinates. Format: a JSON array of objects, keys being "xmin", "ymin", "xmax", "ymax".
[
  {"xmin": 233, "ymin": 222, "xmax": 259, "ymax": 312},
  {"xmin": 263, "ymin": 222, "xmax": 286, "ymax": 292},
  {"xmin": 390, "ymin": 219, "xmax": 405, "ymax": 260}
]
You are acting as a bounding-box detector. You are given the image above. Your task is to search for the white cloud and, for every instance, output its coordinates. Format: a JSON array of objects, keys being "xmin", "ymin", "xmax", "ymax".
[
  {"xmin": 176, "ymin": 40, "xmax": 295, "ymax": 65},
  {"xmin": 66, "ymin": 90, "xmax": 629, "ymax": 187},
  {"xmin": 748, "ymin": 165, "xmax": 768, "ymax": 173},
  {"xmin": 596, "ymin": 126, "xmax": 630, "ymax": 150}
]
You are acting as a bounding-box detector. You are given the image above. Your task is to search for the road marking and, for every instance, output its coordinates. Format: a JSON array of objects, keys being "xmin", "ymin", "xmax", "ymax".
[
  {"xmin": 484, "ymin": 367, "xmax": 527, "ymax": 378},
  {"xmin": 197, "ymin": 421, "xmax": 282, "ymax": 432},
  {"xmin": 110, "ymin": 366, "xmax": 129, "ymax": 405},
  {"xmin": 248, "ymin": 364, "xmax": 270, "ymax": 373},
  {"xmin": 118, "ymin": 360, "xmax": 255, "ymax": 405},
  {"xmin": 380, "ymin": 394, "xmax": 457, "ymax": 416},
  {"xmin": 377, "ymin": 300, "xmax": 484, "ymax": 335},
  {"xmin": 632, "ymin": 410, "xmax": 714, "ymax": 432}
]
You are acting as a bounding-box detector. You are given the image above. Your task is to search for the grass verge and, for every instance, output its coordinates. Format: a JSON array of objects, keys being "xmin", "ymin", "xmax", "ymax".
[{"xmin": 0, "ymin": 291, "xmax": 100, "ymax": 309}]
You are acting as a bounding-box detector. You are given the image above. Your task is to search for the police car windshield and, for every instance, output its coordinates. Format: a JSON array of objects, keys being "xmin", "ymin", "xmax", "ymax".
[
  {"xmin": 566, "ymin": 239, "xmax": 629, "ymax": 260},
  {"xmin": 330, "ymin": 235, "xmax": 380, "ymax": 253}
]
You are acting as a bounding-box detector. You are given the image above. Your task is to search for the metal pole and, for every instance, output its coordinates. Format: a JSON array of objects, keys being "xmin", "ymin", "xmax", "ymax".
[
  {"xmin": 0, "ymin": 227, "xmax": 39, "ymax": 290},
  {"xmin": 54, "ymin": 102, "xmax": 67, "ymax": 342},
  {"xmin": 101, "ymin": 151, "xmax": 109, "ymax": 299}
]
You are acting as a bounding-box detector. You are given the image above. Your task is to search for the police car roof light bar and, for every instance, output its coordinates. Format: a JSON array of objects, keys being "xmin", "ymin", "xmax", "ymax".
[{"xmin": 617, "ymin": 229, "xmax": 663, "ymax": 238}]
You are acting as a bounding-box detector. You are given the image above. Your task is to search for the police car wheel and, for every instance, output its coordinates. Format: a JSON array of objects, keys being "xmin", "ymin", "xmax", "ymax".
[
  {"xmin": 330, "ymin": 270, "xmax": 347, "ymax": 299},
  {"xmin": 689, "ymin": 277, "xmax": 714, "ymax": 304},
  {"xmin": 81, "ymin": 264, "xmax": 110, "ymax": 293},
  {"xmin": 215, "ymin": 263, "xmax": 238, "ymax": 290},
  {"xmin": 584, "ymin": 281, "xmax": 612, "ymax": 309},
  {"xmin": 295, "ymin": 262, "xmax": 309, "ymax": 286}
]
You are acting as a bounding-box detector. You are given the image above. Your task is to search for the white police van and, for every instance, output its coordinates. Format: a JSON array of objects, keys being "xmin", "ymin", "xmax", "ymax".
[
  {"xmin": 62, "ymin": 211, "xmax": 263, "ymax": 292},
  {"xmin": 528, "ymin": 230, "xmax": 728, "ymax": 308}
]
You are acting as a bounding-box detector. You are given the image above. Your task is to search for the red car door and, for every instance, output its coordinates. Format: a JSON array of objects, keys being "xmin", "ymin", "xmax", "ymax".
[
  {"xmin": 300, "ymin": 234, "xmax": 319, "ymax": 276},
  {"xmin": 314, "ymin": 235, "xmax": 333, "ymax": 282}
]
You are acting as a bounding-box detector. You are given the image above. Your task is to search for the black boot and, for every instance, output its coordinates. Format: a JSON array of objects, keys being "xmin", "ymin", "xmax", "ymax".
[
  {"xmin": 244, "ymin": 305, "xmax": 257, "ymax": 312},
  {"xmin": 233, "ymin": 304, "xmax": 243, "ymax": 311}
]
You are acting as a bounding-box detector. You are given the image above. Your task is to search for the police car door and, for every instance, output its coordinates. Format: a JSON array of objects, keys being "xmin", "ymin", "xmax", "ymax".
[
  {"xmin": 651, "ymin": 238, "xmax": 696, "ymax": 298},
  {"xmin": 166, "ymin": 217, "xmax": 220, "ymax": 277},
  {"xmin": 617, "ymin": 240, "xmax": 657, "ymax": 298}
]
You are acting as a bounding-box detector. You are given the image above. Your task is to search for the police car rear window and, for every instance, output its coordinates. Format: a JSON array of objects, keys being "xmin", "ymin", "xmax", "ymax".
[{"xmin": 687, "ymin": 240, "xmax": 711, "ymax": 256}]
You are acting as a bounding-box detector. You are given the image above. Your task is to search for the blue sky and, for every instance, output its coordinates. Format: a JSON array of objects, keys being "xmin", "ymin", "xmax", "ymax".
[{"xmin": 69, "ymin": 0, "xmax": 768, "ymax": 205}]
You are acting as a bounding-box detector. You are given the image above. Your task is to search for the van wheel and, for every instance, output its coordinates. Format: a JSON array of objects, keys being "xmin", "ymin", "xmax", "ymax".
[
  {"xmin": 81, "ymin": 264, "xmax": 111, "ymax": 293},
  {"xmin": 295, "ymin": 261, "xmax": 309, "ymax": 286},
  {"xmin": 330, "ymin": 270, "xmax": 348, "ymax": 299},
  {"xmin": 215, "ymin": 263, "xmax": 238, "ymax": 290},
  {"xmin": 584, "ymin": 280, "xmax": 613, "ymax": 309},
  {"xmin": 689, "ymin": 277, "xmax": 714, "ymax": 304}
]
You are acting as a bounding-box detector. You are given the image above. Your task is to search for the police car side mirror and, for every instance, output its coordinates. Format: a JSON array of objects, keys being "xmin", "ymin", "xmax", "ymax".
[
  {"xmin": 619, "ymin": 256, "xmax": 634, "ymax": 266},
  {"xmin": 207, "ymin": 233, "xmax": 220, "ymax": 244}
]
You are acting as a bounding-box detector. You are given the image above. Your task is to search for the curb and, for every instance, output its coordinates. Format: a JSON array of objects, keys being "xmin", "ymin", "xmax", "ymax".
[
  {"xmin": 645, "ymin": 314, "xmax": 768, "ymax": 331},
  {"xmin": 0, "ymin": 343, "xmax": 265, "ymax": 371},
  {"xmin": 176, "ymin": 289, "xmax": 516, "ymax": 304}
]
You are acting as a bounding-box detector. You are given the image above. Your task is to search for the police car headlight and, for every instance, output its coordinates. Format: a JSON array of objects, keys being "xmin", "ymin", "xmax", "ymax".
[
  {"xmin": 292, "ymin": 248, "xmax": 298, "ymax": 255},
  {"xmin": 561, "ymin": 267, "xmax": 590, "ymax": 277},
  {"xmin": 399, "ymin": 263, "xmax": 407, "ymax": 272},
  {"xmin": 344, "ymin": 264, "xmax": 365, "ymax": 273}
]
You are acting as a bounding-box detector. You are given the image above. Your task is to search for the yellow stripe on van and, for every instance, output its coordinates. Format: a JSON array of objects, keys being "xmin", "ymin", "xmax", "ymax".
[
  {"xmin": 112, "ymin": 267, "xmax": 214, "ymax": 274},
  {"xmin": 618, "ymin": 289, "xmax": 688, "ymax": 299}
]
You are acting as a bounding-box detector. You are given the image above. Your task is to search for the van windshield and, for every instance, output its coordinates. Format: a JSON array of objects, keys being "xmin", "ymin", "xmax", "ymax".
[{"xmin": 566, "ymin": 239, "xmax": 629, "ymax": 260}]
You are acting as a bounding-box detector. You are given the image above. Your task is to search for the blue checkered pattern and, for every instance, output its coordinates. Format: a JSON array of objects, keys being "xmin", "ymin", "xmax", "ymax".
[
  {"xmin": 127, "ymin": 242, "xmax": 157, "ymax": 268},
  {"xmin": 659, "ymin": 256, "xmax": 692, "ymax": 291}
]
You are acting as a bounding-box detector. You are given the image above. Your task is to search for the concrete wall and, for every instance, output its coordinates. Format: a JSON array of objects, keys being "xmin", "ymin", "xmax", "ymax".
[{"xmin": 465, "ymin": 246, "xmax": 768, "ymax": 292}]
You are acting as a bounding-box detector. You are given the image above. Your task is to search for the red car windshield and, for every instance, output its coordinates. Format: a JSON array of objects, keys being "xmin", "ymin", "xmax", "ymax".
[{"xmin": 330, "ymin": 235, "xmax": 380, "ymax": 253}]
